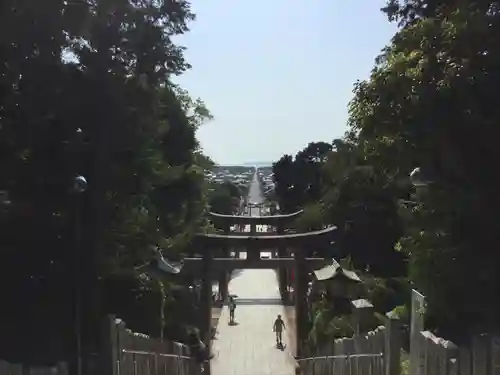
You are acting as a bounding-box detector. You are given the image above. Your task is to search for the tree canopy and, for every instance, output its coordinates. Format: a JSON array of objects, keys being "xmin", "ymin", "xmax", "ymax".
[
  {"xmin": 273, "ymin": 0, "xmax": 500, "ymax": 341},
  {"xmin": 0, "ymin": 0, "xmax": 213, "ymax": 362},
  {"xmin": 272, "ymin": 142, "xmax": 332, "ymax": 214},
  {"xmin": 208, "ymin": 181, "xmax": 244, "ymax": 216}
]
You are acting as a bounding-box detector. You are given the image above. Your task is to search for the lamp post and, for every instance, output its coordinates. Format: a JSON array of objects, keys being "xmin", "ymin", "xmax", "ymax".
[
  {"xmin": 409, "ymin": 167, "xmax": 433, "ymax": 188},
  {"xmin": 136, "ymin": 251, "xmax": 184, "ymax": 340},
  {"xmin": 72, "ymin": 174, "xmax": 87, "ymax": 375},
  {"xmin": 69, "ymin": 127, "xmax": 88, "ymax": 375},
  {"xmin": 74, "ymin": 175, "xmax": 88, "ymax": 194},
  {"xmin": 398, "ymin": 167, "xmax": 433, "ymax": 207}
]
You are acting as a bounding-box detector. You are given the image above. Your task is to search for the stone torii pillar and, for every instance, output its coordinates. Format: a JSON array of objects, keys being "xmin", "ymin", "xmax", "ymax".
[
  {"xmin": 247, "ymin": 220, "xmax": 260, "ymax": 261},
  {"xmin": 277, "ymin": 221, "xmax": 288, "ymax": 301},
  {"xmin": 217, "ymin": 220, "xmax": 230, "ymax": 302},
  {"xmin": 250, "ymin": 221, "xmax": 257, "ymax": 234},
  {"xmin": 294, "ymin": 248, "xmax": 308, "ymax": 358}
]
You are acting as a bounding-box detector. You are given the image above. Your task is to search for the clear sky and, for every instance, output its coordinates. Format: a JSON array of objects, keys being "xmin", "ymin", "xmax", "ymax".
[{"xmin": 174, "ymin": 1, "xmax": 398, "ymax": 165}]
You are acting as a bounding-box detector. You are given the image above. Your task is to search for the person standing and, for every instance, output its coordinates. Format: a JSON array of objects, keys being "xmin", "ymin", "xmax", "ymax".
[
  {"xmin": 228, "ymin": 296, "xmax": 236, "ymax": 324},
  {"xmin": 273, "ymin": 314, "xmax": 286, "ymax": 346}
]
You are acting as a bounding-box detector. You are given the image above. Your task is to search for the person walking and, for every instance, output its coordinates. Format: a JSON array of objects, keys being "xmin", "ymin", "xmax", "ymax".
[
  {"xmin": 228, "ymin": 296, "xmax": 236, "ymax": 324},
  {"xmin": 273, "ymin": 314, "xmax": 286, "ymax": 346}
]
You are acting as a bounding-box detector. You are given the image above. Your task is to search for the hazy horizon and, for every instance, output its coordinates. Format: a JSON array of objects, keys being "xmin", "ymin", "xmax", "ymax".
[
  {"xmin": 175, "ymin": 1, "xmax": 398, "ymax": 165},
  {"xmin": 214, "ymin": 162, "xmax": 272, "ymax": 167}
]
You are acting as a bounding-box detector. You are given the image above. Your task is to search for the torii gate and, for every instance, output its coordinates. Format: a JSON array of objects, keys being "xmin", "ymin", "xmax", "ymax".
[
  {"xmin": 207, "ymin": 210, "xmax": 304, "ymax": 301},
  {"xmin": 184, "ymin": 211, "xmax": 337, "ymax": 363}
]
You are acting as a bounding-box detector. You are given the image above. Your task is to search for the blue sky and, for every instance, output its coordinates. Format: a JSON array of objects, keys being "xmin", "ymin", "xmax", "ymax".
[{"xmin": 174, "ymin": 1, "xmax": 398, "ymax": 165}]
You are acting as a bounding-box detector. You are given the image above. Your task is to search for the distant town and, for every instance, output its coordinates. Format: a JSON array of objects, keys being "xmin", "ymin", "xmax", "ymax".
[{"xmin": 205, "ymin": 165, "xmax": 275, "ymax": 201}]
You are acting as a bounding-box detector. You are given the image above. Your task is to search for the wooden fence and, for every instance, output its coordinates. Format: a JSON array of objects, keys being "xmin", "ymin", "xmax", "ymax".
[
  {"xmin": 297, "ymin": 353, "xmax": 384, "ymax": 375},
  {"xmin": 0, "ymin": 316, "xmax": 200, "ymax": 375},
  {"xmin": 3, "ymin": 292, "xmax": 500, "ymax": 375},
  {"xmin": 105, "ymin": 316, "xmax": 201, "ymax": 375},
  {"xmin": 0, "ymin": 361, "xmax": 68, "ymax": 375},
  {"xmin": 411, "ymin": 330, "xmax": 458, "ymax": 375},
  {"xmin": 298, "ymin": 287, "xmax": 500, "ymax": 375},
  {"xmin": 409, "ymin": 289, "xmax": 500, "ymax": 375},
  {"xmin": 298, "ymin": 299, "xmax": 401, "ymax": 375}
]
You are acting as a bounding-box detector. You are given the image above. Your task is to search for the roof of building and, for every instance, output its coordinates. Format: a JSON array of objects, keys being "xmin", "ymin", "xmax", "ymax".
[{"xmin": 313, "ymin": 260, "xmax": 362, "ymax": 283}]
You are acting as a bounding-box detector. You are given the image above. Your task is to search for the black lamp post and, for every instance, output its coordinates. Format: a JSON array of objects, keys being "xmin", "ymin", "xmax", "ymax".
[
  {"xmin": 73, "ymin": 175, "xmax": 88, "ymax": 194},
  {"xmin": 136, "ymin": 250, "xmax": 184, "ymax": 340},
  {"xmin": 399, "ymin": 167, "xmax": 434, "ymax": 207},
  {"xmin": 71, "ymin": 174, "xmax": 87, "ymax": 375},
  {"xmin": 70, "ymin": 127, "xmax": 88, "ymax": 375},
  {"xmin": 409, "ymin": 167, "xmax": 433, "ymax": 188}
]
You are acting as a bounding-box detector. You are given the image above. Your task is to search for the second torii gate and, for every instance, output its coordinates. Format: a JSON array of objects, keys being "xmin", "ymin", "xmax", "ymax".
[{"xmin": 208, "ymin": 210, "xmax": 304, "ymax": 301}]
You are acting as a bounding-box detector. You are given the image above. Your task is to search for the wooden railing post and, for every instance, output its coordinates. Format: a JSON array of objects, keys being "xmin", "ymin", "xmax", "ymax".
[
  {"xmin": 472, "ymin": 334, "xmax": 491, "ymax": 375},
  {"xmin": 218, "ymin": 221, "xmax": 230, "ymax": 303},
  {"xmin": 276, "ymin": 222, "xmax": 287, "ymax": 302},
  {"xmin": 97, "ymin": 315, "xmax": 119, "ymax": 375},
  {"xmin": 200, "ymin": 247, "xmax": 213, "ymax": 375},
  {"xmin": 385, "ymin": 311, "xmax": 401, "ymax": 375}
]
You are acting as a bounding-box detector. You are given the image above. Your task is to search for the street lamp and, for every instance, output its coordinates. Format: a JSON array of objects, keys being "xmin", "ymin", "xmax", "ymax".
[
  {"xmin": 135, "ymin": 249, "xmax": 184, "ymax": 341},
  {"xmin": 138, "ymin": 249, "xmax": 183, "ymax": 278},
  {"xmin": 72, "ymin": 174, "xmax": 87, "ymax": 375},
  {"xmin": 409, "ymin": 167, "xmax": 433, "ymax": 188},
  {"xmin": 73, "ymin": 175, "xmax": 88, "ymax": 193},
  {"xmin": 399, "ymin": 167, "xmax": 434, "ymax": 207}
]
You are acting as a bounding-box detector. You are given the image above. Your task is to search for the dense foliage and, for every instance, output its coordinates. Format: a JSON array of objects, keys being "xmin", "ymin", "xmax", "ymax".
[
  {"xmin": 208, "ymin": 181, "xmax": 245, "ymax": 215},
  {"xmin": 0, "ymin": 0, "xmax": 212, "ymax": 363},
  {"xmin": 273, "ymin": 142, "xmax": 332, "ymax": 214},
  {"xmin": 273, "ymin": 0, "xmax": 500, "ymax": 342},
  {"xmin": 273, "ymin": 140, "xmax": 406, "ymax": 276}
]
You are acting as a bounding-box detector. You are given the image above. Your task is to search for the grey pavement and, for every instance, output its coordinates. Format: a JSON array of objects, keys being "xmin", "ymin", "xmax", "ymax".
[{"xmin": 210, "ymin": 269, "xmax": 296, "ymax": 375}]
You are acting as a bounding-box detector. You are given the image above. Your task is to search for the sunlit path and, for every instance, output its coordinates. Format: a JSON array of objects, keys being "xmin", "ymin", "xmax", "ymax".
[
  {"xmin": 211, "ymin": 171, "xmax": 296, "ymax": 375},
  {"xmin": 211, "ymin": 269, "xmax": 296, "ymax": 375}
]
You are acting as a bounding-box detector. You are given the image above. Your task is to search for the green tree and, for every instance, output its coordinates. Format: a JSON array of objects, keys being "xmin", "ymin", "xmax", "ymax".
[
  {"xmin": 208, "ymin": 181, "xmax": 242, "ymax": 216},
  {"xmin": 272, "ymin": 154, "xmax": 297, "ymax": 213},
  {"xmin": 0, "ymin": 0, "xmax": 212, "ymax": 362},
  {"xmin": 273, "ymin": 138, "xmax": 405, "ymax": 276},
  {"xmin": 348, "ymin": 0, "xmax": 500, "ymax": 338},
  {"xmin": 272, "ymin": 142, "xmax": 332, "ymax": 213},
  {"xmin": 294, "ymin": 141, "xmax": 332, "ymax": 202}
]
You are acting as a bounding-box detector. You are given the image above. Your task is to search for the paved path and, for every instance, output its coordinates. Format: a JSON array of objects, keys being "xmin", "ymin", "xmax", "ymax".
[
  {"xmin": 211, "ymin": 171, "xmax": 295, "ymax": 375},
  {"xmin": 211, "ymin": 269, "xmax": 296, "ymax": 375}
]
